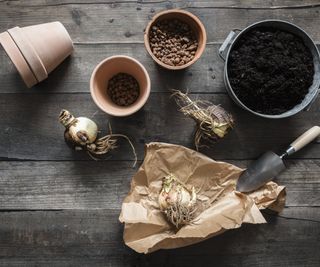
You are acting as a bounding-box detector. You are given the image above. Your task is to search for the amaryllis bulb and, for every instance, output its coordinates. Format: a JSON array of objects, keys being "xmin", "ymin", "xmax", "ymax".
[
  {"xmin": 59, "ymin": 110, "xmax": 98, "ymax": 147},
  {"xmin": 59, "ymin": 109, "xmax": 138, "ymax": 165},
  {"xmin": 172, "ymin": 90, "xmax": 234, "ymax": 149},
  {"xmin": 159, "ymin": 174, "xmax": 197, "ymax": 228},
  {"xmin": 68, "ymin": 117, "xmax": 98, "ymax": 145}
]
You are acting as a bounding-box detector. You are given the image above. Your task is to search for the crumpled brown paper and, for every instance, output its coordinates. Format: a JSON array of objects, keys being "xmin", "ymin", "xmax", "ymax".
[{"xmin": 119, "ymin": 142, "xmax": 286, "ymax": 253}]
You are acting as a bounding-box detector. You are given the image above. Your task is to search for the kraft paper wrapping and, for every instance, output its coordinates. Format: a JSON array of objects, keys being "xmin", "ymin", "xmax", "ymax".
[{"xmin": 119, "ymin": 142, "xmax": 286, "ymax": 253}]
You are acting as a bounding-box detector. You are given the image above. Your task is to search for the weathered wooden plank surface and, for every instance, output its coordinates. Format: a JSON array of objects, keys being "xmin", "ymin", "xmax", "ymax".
[
  {"xmin": 0, "ymin": 208, "xmax": 319, "ymax": 266},
  {"xmin": 4, "ymin": 0, "xmax": 320, "ymax": 8},
  {"xmin": 0, "ymin": 93, "xmax": 319, "ymax": 161},
  {"xmin": 2, "ymin": 43, "xmax": 320, "ymax": 94},
  {"xmin": 1, "ymin": 0, "xmax": 320, "ymax": 266},
  {"xmin": 0, "ymin": 43, "xmax": 222, "ymax": 93},
  {"xmin": 1, "ymin": 0, "xmax": 320, "ymax": 44},
  {"xmin": 0, "ymin": 160, "xmax": 319, "ymax": 209}
]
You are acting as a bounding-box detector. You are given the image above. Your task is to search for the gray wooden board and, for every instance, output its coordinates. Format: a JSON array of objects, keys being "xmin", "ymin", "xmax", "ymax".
[
  {"xmin": 2, "ymin": 43, "xmax": 320, "ymax": 94},
  {"xmin": 0, "ymin": 93, "xmax": 319, "ymax": 161},
  {"xmin": 1, "ymin": 0, "xmax": 320, "ymax": 266},
  {"xmin": 4, "ymin": 0, "xmax": 320, "ymax": 8},
  {"xmin": 1, "ymin": 0, "xmax": 320, "ymax": 43},
  {"xmin": 0, "ymin": 208, "xmax": 319, "ymax": 266},
  {"xmin": 0, "ymin": 43, "xmax": 225, "ymax": 94},
  {"xmin": 0, "ymin": 160, "xmax": 319, "ymax": 209}
]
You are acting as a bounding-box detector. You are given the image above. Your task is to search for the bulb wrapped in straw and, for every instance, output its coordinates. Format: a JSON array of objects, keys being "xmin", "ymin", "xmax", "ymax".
[
  {"xmin": 158, "ymin": 174, "xmax": 197, "ymax": 228},
  {"xmin": 172, "ymin": 90, "xmax": 234, "ymax": 150}
]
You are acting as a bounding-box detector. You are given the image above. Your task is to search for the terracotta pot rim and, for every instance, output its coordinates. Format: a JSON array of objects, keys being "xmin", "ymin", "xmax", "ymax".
[
  {"xmin": 7, "ymin": 27, "xmax": 48, "ymax": 82},
  {"xmin": 90, "ymin": 55, "xmax": 151, "ymax": 117},
  {"xmin": 144, "ymin": 9, "xmax": 207, "ymax": 70},
  {"xmin": 0, "ymin": 31, "xmax": 38, "ymax": 88}
]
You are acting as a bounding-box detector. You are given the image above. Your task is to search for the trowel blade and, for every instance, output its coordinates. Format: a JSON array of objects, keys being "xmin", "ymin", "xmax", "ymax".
[{"xmin": 236, "ymin": 151, "xmax": 286, "ymax": 192}]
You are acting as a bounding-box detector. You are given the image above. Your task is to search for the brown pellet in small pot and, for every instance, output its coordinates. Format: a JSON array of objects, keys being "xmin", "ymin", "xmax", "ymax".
[
  {"xmin": 149, "ymin": 19, "xmax": 198, "ymax": 66},
  {"xmin": 107, "ymin": 73, "xmax": 140, "ymax": 106}
]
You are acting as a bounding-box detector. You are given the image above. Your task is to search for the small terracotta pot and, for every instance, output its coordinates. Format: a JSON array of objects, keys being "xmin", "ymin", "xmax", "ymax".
[
  {"xmin": 0, "ymin": 21, "xmax": 73, "ymax": 88},
  {"xmin": 144, "ymin": 9, "xmax": 207, "ymax": 70},
  {"xmin": 90, "ymin": 55, "xmax": 151, "ymax": 117}
]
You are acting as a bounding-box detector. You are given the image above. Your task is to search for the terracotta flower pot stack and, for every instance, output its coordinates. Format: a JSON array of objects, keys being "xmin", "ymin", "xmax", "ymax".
[{"xmin": 0, "ymin": 21, "xmax": 73, "ymax": 88}]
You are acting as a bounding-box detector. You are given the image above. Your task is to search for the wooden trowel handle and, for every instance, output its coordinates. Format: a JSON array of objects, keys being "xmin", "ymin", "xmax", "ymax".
[{"xmin": 288, "ymin": 126, "xmax": 320, "ymax": 154}]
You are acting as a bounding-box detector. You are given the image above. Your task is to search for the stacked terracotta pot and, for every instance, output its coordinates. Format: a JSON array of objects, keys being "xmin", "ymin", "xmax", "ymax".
[{"xmin": 0, "ymin": 21, "xmax": 73, "ymax": 88}]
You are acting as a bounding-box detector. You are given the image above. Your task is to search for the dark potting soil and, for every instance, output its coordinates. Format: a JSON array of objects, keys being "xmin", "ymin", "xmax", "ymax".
[{"xmin": 228, "ymin": 27, "xmax": 314, "ymax": 115}]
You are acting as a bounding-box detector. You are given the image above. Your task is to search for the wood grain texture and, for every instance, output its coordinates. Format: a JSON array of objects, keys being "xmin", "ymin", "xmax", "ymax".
[
  {"xmin": 0, "ymin": 43, "xmax": 224, "ymax": 93},
  {"xmin": 0, "ymin": 208, "xmax": 319, "ymax": 266},
  {"xmin": 0, "ymin": 160, "xmax": 319, "ymax": 209},
  {"xmin": 4, "ymin": 0, "xmax": 320, "ymax": 8},
  {"xmin": 1, "ymin": 0, "xmax": 320, "ymax": 265},
  {"xmin": 2, "ymin": 43, "xmax": 320, "ymax": 94},
  {"xmin": 2, "ymin": 43, "xmax": 320, "ymax": 95},
  {"xmin": 0, "ymin": 93, "xmax": 319, "ymax": 161},
  {"xmin": 1, "ymin": 0, "xmax": 320, "ymax": 43}
]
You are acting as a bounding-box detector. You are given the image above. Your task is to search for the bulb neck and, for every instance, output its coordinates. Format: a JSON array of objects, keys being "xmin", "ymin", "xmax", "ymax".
[{"xmin": 59, "ymin": 109, "xmax": 77, "ymax": 128}]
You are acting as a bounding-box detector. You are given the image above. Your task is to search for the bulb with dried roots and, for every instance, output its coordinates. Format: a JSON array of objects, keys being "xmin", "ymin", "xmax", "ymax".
[
  {"xmin": 59, "ymin": 109, "xmax": 137, "ymax": 166},
  {"xmin": 172, "ymin": 90, "xmax": 234, "ymax": 150},
  {"xmin": 158, "ymin": 174, "xmax": 197, "ymax": 228}
]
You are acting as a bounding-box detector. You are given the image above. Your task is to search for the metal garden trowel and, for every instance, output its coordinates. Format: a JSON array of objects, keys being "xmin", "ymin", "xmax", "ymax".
[{"xmin": 236, "ymin": 126, "xmax": 320, "ymax": 192}]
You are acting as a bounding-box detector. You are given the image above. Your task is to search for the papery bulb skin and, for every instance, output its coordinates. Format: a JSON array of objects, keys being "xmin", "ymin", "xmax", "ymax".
[
  {"xmin": 68, "ymin": 117, "xmax": 98, "ymax": 145},
  {"xmin": 59, "ymin": 110, "xmax": 98, "ymax": 147}
]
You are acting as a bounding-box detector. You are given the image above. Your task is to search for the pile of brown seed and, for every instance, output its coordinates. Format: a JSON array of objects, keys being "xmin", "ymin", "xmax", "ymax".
[
  {"xmin": 107, "ymin": 73, "xmax": 140, "ymax": 106},
  {"xmin": 149, "ymin": 19, "xmax": 198, "ymax": 66}
]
